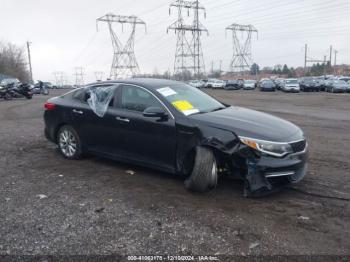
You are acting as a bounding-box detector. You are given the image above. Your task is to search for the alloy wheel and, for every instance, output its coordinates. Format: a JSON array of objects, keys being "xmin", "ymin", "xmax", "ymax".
[{"xmin": 59, "ymin": 130, "xmax": 77, "ymax": 157}]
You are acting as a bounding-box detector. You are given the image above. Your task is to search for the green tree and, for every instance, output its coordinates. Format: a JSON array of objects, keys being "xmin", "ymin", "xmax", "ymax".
[
  {"xmin": 282, "ymin": 64, "xmax": 289, "ymax": 74},
  {"xmin": 250, "ymin": 63, "xmax": 260, "ymax": 75}
]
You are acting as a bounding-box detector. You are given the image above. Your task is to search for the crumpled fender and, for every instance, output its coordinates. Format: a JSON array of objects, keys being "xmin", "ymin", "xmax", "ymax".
[{"xmin": 175, "ymin": 120, "xmax": 240, "ymax": 175}]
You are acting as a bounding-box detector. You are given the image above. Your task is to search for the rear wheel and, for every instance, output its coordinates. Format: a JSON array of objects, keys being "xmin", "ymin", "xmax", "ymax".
[
  {"xmin": 184, "ymin": 146, "xmax": 218, "ymax": 192},
  {"xmin": 57, "ymin": 125, "xmax": 83, "ymax": 159}
]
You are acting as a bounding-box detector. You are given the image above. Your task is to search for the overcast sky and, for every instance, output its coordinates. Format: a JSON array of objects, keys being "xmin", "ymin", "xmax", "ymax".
[{"xmin": 1, "ymin": 0, "xmax": 349, "ymax": 83}]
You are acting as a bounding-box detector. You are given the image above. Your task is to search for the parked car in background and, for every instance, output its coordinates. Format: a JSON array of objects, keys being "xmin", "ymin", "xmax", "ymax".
[
  {"xmin": 224, "ymin": 80, "xmax": 241, "ymax": 90},
  {"xmin": 325, "ymin": 79, "xmax": 348, "ymax": 93},
  {"xmin": 299, "ymin": 77, "xmax": 319, "ymax": 92},
  {"xmin": 205, "ymin": 79, "xmax": 225, "ymax": 89},
  {"xmin": 338, "ymin": 77, "xmax": 350, "ymax": 83},
  {"xmin": 258, "ymin": 79, "xmax": 276, "ymax": 91},
  {"xmin": 314, "ymin": 77, "xmax": 326, "ymax": 91},
  {"xmin": 338, "ymin": 77, "xmax": 350, "ymax": 93},
  {"xmin": 243, "ymin": 80, "xmax": 256, "ymax": 90},
  {"xmin": 323, "ymin": 77, "xmax": 336, "ymax": 90},
  {"xmin": 281, "ymin": 78, "xmax": 300, "ymax": 93},
  {"xmin": 0, "ymin": 78, "xmax": 20, "ymax": 87},
  {"xmin": 274, "ymin": 78, "xmax": 285, "ymax": 90},
  {"xmin": 188, "ymin": 80, "xmax": 205, "ymax": 88}
]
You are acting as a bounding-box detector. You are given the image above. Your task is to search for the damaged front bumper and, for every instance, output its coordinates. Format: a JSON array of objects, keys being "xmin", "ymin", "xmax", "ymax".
[{"xmin": 232, "ymin": 144, "xmax": 308, "ymax": 197}]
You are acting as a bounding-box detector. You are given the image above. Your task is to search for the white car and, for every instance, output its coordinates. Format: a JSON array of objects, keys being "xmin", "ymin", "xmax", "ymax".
[
  {"xmin": 188, "ymin": 80, "xmax": 205, "ymax": 88},
  {"xmin": 282, "ymin": 78, "xmax": 300, "ymax": 92},
  {"xmin": 205, "ymin": 79, "xmax": 225, "ymax": 89},
  {"xmin": 243, "ymin": 80, "xmax": 256, "ymax": 90}
]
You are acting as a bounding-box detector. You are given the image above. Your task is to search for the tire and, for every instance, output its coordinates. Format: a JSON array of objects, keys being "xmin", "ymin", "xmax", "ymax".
[
  {"xmin": 57, "ymin": 125, "xmax": 83, "ymax": 159},
  {"xmin": 4, "ymin": 93, "xmax": 12, "ymax": 100},
  {"xmin": 184, "ymin": 146, "xmax": 218, "ymax": 192}
]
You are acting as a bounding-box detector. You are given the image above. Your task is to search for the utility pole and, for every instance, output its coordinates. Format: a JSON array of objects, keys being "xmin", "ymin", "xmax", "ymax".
[
  {"xmin": 74, "ymin": 67, "xmax": 84, "ymax": 86},
  {"xmin": 304, "ymin": 45, "xmax": 329, "ymax": 76},
  {"xmin": 168, "ymin": 0, "xmax": 208, "ymax": 80},
  {"xmin": 334, "ymin": 50, "xmax": 338, "ymax": 75},
  {"xmin": 96, "ymin": 13, "xmax": 146, "ymax": 79},
  {"xmin": 26, "ymin": 41, "xmax": 33, "ymax": 83},
  {"xmin": 219, "ymin": 60, "xmax": 222, "ymax": 76},
  {"xmin": 211, "ymin": 60, "xmax": 214, "ymax": 75},
  {"xmin": 225, "ymin": 24, "xmax": 258, "ymax": 76},
  {"xmin": 304, "ymin": 44, "xmax": 307, "ymax": 74},
  {"xmin": 329, "ymin": 45, "xmax": 332, "ymax": 67}
]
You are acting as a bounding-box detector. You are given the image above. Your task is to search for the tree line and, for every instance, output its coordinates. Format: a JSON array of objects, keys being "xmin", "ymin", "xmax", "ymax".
[{"xmin": 0, "ymin": 41, "xmax": 30, "ymax": 82}]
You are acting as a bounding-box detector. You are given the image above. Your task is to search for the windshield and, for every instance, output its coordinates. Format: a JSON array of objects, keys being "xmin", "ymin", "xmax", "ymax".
[
  {"xmin": 245, "ymin": 80, "xmax": 255, "ymax": 84},
  {"xmin": 286, "ymin": 79, "xmax": 298, "ymax": 84},
  {"xmin": 156, "ymin": 84, "xmax": 225, "ymax": 116},
  {"xmin": 263, "ymin": 80, "xmax": 273, "ymax": 84}
]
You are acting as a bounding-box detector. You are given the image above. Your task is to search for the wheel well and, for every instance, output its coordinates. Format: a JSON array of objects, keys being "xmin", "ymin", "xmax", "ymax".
[
  {"xmin": 54, "ymin": 123, "xmax": 67, "ymax": 143},
  {"xmin": 182, "ymin": 145, "xmax": 224, "ymax": 176}
]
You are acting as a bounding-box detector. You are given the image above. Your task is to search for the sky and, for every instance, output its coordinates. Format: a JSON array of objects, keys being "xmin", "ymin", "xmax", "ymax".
[{"xmin": 1, "ymin": 0, "xmax": 349, "ymax": 84}]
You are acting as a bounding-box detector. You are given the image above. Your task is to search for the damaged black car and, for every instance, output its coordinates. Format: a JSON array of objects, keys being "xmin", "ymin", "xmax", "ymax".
[{"xmin": 44, "ymin": 79, "xmax": 308, "ymax": 196}]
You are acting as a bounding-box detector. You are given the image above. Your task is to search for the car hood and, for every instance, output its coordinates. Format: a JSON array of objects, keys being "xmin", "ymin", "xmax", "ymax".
[
  {"xmin": 189, "ymin": 106, "xmax": 303, "ymax": 142},
  {"xmin": 333, "ymin": 84, "xmax": 347, "ymax": 88}
]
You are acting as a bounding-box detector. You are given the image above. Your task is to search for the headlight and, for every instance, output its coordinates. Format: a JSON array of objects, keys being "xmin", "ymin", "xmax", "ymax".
[{"xmin": 239, "ymin": 136, "xmax": 293, "ymax": 157}]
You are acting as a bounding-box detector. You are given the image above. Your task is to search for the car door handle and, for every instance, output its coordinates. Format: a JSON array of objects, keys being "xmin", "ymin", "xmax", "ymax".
[
  {"xmin": 116, "ymin": 116, "xmax": 130, "ymax": 123},
  {"xmin": 72, "ymin": 109, "xmax": 83, "ymax": 115}
]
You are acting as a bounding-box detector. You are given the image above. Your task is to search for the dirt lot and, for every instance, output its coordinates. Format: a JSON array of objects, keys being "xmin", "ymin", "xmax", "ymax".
[{"xmin": 1, "ymin": 88, "xmax": 349, "ymax": 259}]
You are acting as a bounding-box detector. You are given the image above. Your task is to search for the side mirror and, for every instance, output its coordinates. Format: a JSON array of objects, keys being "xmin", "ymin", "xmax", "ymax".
[{"xmin": 143, "ymin": 107, "xmax": 168, "ymax": 118}]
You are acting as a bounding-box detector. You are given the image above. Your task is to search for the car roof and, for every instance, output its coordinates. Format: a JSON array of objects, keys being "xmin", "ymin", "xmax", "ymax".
[{"xmin": 86, "ymin": 78, "xmax": 184, "ymax": 90}]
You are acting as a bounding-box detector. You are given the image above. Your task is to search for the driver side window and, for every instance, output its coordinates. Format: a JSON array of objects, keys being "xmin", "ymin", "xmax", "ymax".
[{"xmin": 121, "ymin": 85, "xmax": 162, "ymax": 112}]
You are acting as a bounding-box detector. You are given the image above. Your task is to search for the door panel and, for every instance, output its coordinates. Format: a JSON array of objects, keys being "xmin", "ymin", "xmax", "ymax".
[
  {"xmin": 112, "ymin": 84, "xmax": 177, "ymax": 171},
  {"xmin": 112, "ymin": 109, "xmax": 176, "ymax": 171}
]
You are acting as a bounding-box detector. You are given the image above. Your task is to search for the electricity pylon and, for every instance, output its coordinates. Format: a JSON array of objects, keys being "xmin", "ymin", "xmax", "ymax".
[
  {"xmin": 225, "ymin": 24, "xmax": 258, "ymax": 74},
  {"xmin": 74, "ymin": 67, "xmax": 85, "ymax": 86},
  {"xmin": 167, "ymin": 0, "xmax": 208, "ymax": 79},
  {"xmin": 53, "ymin": 71, "xmax": 64, "ymax": 87},
  {"xmin": 96, "ymin": 13, "xmax": 146, "ymax": 79}
]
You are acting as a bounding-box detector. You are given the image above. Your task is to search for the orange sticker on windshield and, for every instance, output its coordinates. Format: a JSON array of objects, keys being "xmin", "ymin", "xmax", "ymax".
[{"xmin": 172, "ymin": 100, "xmax": 194, "ymax": 111}]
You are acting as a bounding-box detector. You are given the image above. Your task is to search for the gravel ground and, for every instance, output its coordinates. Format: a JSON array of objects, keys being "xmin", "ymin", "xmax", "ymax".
[{"xmin": 0, "ymin": 89, "xmax": 349, "ymax": 260}]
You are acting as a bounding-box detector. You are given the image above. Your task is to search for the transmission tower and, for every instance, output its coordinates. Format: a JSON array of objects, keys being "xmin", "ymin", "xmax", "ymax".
[
  {"xmin": 225, "ymin": 24, "xmax": 258, "ymax": 75},
  {"xmin": 53, "ymin": 71, "xmax": 64, "ymax": 87},
  {"xmin": 167, "ymin": 0, "xmax": 208, "ymax": 79},
  {"xmin": 96, "ymin": 13, "xmax": 146, "ymax": 79},
  {"xmin": 94, "ymin": 71, "xmax": 104, "ymax": 81},
  {"xmin": 74, "ymin": 67, "xmax": 85, "ymax": 86}
]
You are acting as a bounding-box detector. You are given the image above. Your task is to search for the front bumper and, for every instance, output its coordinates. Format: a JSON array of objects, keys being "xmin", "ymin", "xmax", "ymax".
[{"xmin": 233, "ymin": 144, "xmax": 308, "ymax": 197}]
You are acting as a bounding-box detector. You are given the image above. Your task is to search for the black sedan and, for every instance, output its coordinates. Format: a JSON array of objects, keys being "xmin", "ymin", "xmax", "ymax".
[
  {"xmin": 44, "ymin": 79, "xmax": 308, "ymax": 197},
  {"xmin": 258, "ymin": 79, "xmax": 276, "ymax": 91}
]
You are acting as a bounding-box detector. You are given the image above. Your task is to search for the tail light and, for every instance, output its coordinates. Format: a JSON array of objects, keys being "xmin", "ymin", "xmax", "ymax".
[{"xmin": 44, "ymin": 102, "xmax": 56, "ymax": 110}]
